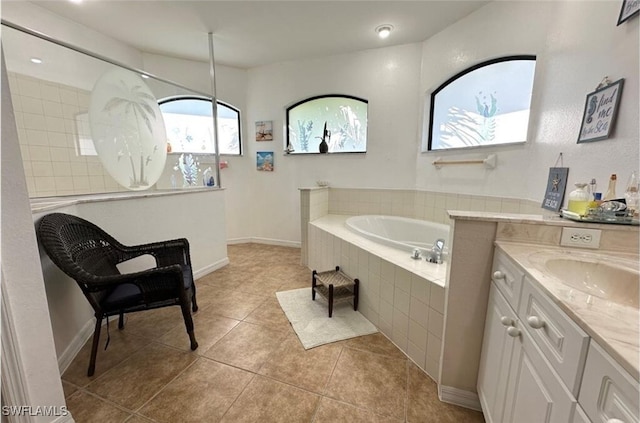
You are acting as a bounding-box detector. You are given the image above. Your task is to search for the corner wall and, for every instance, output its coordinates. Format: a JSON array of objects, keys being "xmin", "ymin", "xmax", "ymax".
[{"xmin": 416, "ymin": 1, "xmax": 639, "ymax": 202}]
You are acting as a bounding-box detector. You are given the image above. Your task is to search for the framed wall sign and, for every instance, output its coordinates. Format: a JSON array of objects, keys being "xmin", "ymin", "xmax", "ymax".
[
  {"xmin": 541, "ymin": 167, "xmax": 569, "ymax": 212},
  {"xmin": 577, "ymin": 78, "xmax": 624, "ymax": 143},
  {"xmin": 618, "ymin": 0, "xmax": 640, "ymax": 25}
]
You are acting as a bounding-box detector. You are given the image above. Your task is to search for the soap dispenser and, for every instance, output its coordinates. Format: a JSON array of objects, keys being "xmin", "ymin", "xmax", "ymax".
[{"xmin": 567, "ymin": 183, "xmax": 590, "ymax": 216}]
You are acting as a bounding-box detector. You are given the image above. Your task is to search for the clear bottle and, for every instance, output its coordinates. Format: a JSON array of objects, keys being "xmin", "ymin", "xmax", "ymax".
[
  {"xmin": 567, "ymin": 183, "xmax": 590, "ymax": 216},
  {"xmin": 604, "ymin": 174, "xmax": 617, "ymax": 200},
  {"xmin": 624, "ymin": 171, "xmax": 639, "ymax": 217}
]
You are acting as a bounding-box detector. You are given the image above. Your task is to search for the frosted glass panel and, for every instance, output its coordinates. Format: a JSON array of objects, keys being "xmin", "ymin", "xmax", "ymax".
[
  {"xmin": 428, "ymin": 57, "xmax": 536, "ymax": 151},
  {"xmin": 286, "ymin": 95, "xmax": 368, "ymax": 154}
]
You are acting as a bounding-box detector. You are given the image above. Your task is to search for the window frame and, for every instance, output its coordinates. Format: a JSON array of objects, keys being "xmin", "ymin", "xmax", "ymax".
[
  {"xmin": 427, "ymin": 55, "xmax": 536, "ymax": 152},
  {"xmin": 158, "ymin": 95, "xmax": 243, "ymax": 156},
  {"xmin": 285, "ymin": 94, "xmax": 368, "ymax": 155}
]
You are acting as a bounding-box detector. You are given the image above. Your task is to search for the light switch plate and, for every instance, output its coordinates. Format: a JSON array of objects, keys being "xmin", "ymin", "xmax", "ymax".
[{"xmin": 560, "ymin": 227, "xmax": 601, "ymax": 249}]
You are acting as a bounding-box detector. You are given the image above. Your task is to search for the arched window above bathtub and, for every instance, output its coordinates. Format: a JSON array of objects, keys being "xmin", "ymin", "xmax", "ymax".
[
  {"xmin": 286, "ymin": 94, "xmax": 368, "ymax": 154},
  {"xmin": 427, "ymin": 55, "xmax": 536, "ymax": 151},
  {"xmin": 159, "ymin": 96, "xmax": 242, "ymax": 156}
]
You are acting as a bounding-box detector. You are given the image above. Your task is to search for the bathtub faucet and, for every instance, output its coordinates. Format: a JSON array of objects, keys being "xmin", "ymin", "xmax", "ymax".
[{"xmin": 425, "ymin": 239, "xmax": 445, "ymax": 264}]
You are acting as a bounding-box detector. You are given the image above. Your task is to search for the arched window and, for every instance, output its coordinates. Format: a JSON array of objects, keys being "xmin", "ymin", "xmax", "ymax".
[
  {"xmin": 286, "ymin": 94, "xmax": 368, "ymax": 154},
  {"xmin": 427, "ymin": 56, "xmax": 536, "ymax": 151},
  {"xmin": 159, "ymin": 96, "xmax": 242, "ymax": 155}
]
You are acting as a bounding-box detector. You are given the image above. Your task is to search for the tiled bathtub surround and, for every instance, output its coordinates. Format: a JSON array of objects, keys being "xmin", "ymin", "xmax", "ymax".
[
  {"xmin": 308, "ymin": 215, "xmax": 447, "ymax": 381},
  {"xmin": 328, "ymin": 188, "xmax": 551, "ymax": 225}
]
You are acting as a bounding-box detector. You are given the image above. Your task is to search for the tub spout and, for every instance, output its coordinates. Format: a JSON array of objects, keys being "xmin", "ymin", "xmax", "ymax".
[{"xmin": 425, "ymin": 239, "xmax": 445, "ymax": 264}]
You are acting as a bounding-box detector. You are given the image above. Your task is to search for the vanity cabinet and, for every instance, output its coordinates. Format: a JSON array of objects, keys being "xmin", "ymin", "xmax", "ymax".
[
  {"xmin": 479, "ymin": 248, "xmax": 639, "ymax": 423},
  {"xmin": 478, "ymin": 249, "xmax": 586, "ymax": 423}
]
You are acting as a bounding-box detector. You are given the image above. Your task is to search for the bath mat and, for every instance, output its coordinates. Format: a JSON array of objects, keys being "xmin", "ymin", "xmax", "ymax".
[{"xmin": 276, "ymin": 287, "xmax": 378, "ymax": 349}]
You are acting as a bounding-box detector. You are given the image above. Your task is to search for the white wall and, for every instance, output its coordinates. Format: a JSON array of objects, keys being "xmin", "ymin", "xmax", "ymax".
[
  {"xmin": 416, "ymin": 1, "xmax": 639, "ymax": 201},
  {"xmin": 227, "ymin": 44, "xmax": 423, "ymax": 243}
]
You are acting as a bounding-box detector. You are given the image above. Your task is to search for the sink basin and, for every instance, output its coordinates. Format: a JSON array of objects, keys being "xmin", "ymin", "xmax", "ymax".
[{"xmin": 545, "ymin": 259, "xmax": 639, "ymax": 308}]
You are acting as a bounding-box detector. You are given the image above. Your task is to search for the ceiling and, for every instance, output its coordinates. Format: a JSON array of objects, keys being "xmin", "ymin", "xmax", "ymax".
[{"xmin": 29, "ymin": 1, "xmax": 489, "ymax": 69}]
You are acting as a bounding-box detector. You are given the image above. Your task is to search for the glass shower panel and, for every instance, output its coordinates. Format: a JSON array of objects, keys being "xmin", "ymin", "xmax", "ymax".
[{"xmin": 2, "ymin": 24, "xmax": 219, "ymax": 198}]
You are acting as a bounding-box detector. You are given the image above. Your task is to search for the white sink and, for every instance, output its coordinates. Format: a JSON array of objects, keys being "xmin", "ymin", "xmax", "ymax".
[{"xmin": 544, "ymin": 258, "xmax": 639, "ymax": 309}]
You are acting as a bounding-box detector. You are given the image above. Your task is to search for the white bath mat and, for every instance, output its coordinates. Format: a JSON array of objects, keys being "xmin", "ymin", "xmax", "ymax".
[{"xmin": 276, "ymin": 287, "xmax": 378, "ymax": 349}]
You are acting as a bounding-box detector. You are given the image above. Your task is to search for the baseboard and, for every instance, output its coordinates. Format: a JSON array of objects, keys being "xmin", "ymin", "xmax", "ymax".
[
  {"xmin": 438, "ymin": 385, "xmax": 482, "ymax": 411},
  {"xmin": 193, "ymin": 257, "xmax": 229, "ymax": 279},
  {"xmin": 227, "ymin": 237, "xmax": 301, "ymax": 248},
  {"xmin": 57, "ymin": 318, "xmax": 95, "ymax": 374}
]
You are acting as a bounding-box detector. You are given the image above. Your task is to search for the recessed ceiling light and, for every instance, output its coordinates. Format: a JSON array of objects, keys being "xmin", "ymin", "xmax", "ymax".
[
  {"xmin": 30, "ymin": 57, "xmax": 43, "ymax": 64},
  {"xmin": 69, "ymin": 0, "xmax": 83, "ymax": 4},
  {"xmin": 140, "ymin": 74, "xmax": 150, "ymax": 79},
  {"xmin": 375, "ymin": 25, "xmax": 393, "ymax": 39}
]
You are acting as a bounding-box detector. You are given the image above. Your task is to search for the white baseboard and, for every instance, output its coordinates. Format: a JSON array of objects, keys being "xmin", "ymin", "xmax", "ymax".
[
  {"xmin": 438, "ymin": 385, "xmax": 482, "ymax": 411},
  {"xmin": 57, "ymin": 319, "xmax": 95, "ymax": 374},
  {"xmin": 227, "ymin": 237, "xmax": 301, "ymax": 248},
  {"xmin": 193, "ymin": 257, "xmax": 229, "ymax": 279}
]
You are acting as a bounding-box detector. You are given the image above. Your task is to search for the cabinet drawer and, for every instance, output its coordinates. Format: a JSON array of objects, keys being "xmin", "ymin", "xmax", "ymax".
[
  {"xmin": 492, "ymin": 249, "xmax": 525, "ymax": 311},
  {"xmin": 519, "ymin": 276, "xmax": 589, "ymax": 396},
  {"xmin": 579, "ymin": 342, "xmax": 639, "ymax": 423}
]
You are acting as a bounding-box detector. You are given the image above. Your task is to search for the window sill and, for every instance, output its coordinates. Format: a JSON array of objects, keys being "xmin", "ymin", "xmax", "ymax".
[{"xmin": 30, "ymin": 187, "xmax": 224, "ymax": 214}]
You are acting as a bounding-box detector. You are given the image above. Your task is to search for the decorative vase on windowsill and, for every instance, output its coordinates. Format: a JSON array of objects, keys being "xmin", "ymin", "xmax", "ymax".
[{"xmin": 319, "ymin": 121, "xmax": 330, "ymax": 153}]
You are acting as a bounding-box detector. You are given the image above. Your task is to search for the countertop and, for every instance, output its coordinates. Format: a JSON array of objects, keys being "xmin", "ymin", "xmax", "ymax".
[{"xmin": 495, "ymin": 240, "xmax": 639, "ymax": 381}]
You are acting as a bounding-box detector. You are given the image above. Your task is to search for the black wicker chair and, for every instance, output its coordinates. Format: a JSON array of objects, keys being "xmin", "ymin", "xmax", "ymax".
[{"xmin": 36, "ymin": 212, "xmax": 198, "ymax": 377}]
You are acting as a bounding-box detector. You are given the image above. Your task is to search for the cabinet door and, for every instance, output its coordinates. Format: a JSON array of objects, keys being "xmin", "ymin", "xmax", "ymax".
[
  {"xmin": 503, "ymin": 328, "xmax": 576, "ymax": 423},
  {"xmin": 478, "ymin": 285, "xmax": 517, "ymax": 423}
]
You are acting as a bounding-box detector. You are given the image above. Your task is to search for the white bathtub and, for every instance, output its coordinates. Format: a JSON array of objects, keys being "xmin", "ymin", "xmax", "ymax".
[{"xmin": 345, "ymin": 215, "xmax": 450, "ymax": 257}]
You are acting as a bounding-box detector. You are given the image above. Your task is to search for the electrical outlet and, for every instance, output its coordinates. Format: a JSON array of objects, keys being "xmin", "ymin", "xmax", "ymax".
[{"xmin": 560, "ymin": 227, "xmax": 601, "ymax": 249}]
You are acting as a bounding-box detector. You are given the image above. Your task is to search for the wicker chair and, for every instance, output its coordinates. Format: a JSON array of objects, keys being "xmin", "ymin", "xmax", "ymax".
[{"xmin": 37, "ymin": 212, "xmax": 198, "ymax": 377}]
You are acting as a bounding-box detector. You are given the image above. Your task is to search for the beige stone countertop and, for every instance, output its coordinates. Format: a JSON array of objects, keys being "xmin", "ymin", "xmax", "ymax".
[
  {"xmin": 495, "ymin": 240, "xmax": 639, "ymax": 381},
  {"xmin": 450, "ymin": 210, "xmax": 639, "ymax": 232}
]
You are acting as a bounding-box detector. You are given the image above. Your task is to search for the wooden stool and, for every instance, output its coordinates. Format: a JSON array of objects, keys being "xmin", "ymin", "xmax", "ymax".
[{"xmin": 312, "ymin": 266, "xmax": 359, "ymax": 317}]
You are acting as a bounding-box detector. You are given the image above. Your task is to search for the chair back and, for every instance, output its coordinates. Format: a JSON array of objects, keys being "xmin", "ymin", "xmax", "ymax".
[{"xmin": 37, "ymin": 213, "xmax": 129, "ymax": 306}]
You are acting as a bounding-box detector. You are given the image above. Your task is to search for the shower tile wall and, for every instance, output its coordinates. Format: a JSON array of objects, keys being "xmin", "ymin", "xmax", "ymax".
[
  {"xmin": 328, "ymin": 188, "xmax": 550, "ymax": 224},
  {"xmin": 307, "ymin": 224, "xmax": 445, "ymax": 380},
  {"xmin": 8, "ymin": 72, "xmax": 124, "ymax": 198}
]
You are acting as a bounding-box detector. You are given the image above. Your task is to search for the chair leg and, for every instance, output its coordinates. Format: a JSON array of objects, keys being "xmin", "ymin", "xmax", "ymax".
[
  {"xmin": 191, "ymin": 283, "xmax": 198, "ymax": 313},
  {"xmin": 88, "ymin": 316, "xmax": 102, "ymax": 377},
  {"xmin": 179, "ymin": 302, "xmax": 198, "ymax": 351},
  {"xmin": 118, "ymin": 311, "xmax": 125, "ymax": 330}
]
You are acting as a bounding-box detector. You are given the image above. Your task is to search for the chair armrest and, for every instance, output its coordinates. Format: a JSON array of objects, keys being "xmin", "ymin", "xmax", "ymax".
[
  {"xmin": 120, "ymin": 238, "xmax": 191, "ymax": 268},
  {"xmin": 80, "ymin": 264, "xmax": 186, "ymax": 294}
]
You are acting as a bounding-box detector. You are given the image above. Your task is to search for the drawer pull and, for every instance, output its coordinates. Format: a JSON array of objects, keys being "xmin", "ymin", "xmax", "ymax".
[
  {"xmin": 500, "ymin": 316, "xmax": 514, "ymax": 326},
  {"xmin": 493, "ymin": 271, "xmax": 505, "ymax": 280},
  {"xmin": 527, "ymin": 315, "xmax": 545, "ymax": 329},
  {"xmin": 507, "ymin": 326, "xmax": 521, "ymax": 337}
]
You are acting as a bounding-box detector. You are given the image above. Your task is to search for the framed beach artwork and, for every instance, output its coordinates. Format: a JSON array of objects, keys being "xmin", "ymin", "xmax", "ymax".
[
  {"xmin": 577, "ymin": 78, "xmax": 624, "ymax": 143},
  {"xmin": 618, "ymin": 0, "xmax": 640, "ymax": 25},
  {"xmin": 256, "ymin": 120, "xmax": 273, "ymax": 141},
  {"xmin": 256, "ymin": 151, "xmax": 274, "ymax": 171}
]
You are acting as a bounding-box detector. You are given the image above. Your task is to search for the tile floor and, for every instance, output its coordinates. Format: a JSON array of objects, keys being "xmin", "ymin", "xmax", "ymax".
[{"xmin": 61, "ymin": 243, "xmax": 485, "ymax": 422}]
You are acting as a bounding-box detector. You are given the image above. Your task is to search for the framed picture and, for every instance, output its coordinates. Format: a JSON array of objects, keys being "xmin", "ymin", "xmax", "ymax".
[
  {"xmin": 256, "ymin": 151, "xmax": 274, "ymax": 171},
  {"xmin": 577, "ymin": 78, "xmax": 624, "ymax": 143},
  {"xmin": 541, "ymin": 167, "xmax": 569, "ymax": 212},
  {"xmin": 618, "ymin": 0, "xmax": 640, "ymax": 25},
  {"xmin": 256, "ymin": 120, "xmax": 273, "ymax": 141}
]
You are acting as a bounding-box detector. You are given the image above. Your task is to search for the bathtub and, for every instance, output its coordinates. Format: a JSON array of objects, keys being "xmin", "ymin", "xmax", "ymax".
[{"xmin": 345, "ymin": 215, "xmax": 450, "ymax": 257}]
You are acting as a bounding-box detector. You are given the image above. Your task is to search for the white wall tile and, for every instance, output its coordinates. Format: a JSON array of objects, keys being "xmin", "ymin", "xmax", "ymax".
[
  {"xmin": 409, "ymin": 297, "xmax": 429, "ymax": 328},
  {"xmin": 40, "ymin": 84, "xmax": 61, "ymax": 102},
  {"xmin": 425, "ymin": 356, "xmax": 440, "ymax": 382},
  {"xmin": 379, "ymin": 298, "xmax": 393, "ymax": 326},
  {"xmin": 394, "ymin": 286, "xmax": 410, "ymax": 311},
  {"xmin": 59, "ymin": 88, "xmax": 78, "ymax": 106},
  {"xmin": 408, "ymin": 319, "xmax": 428, "ymax": 349},
  {"xmin": 411, "ymin": 274, "xmax": 430, "ymax": 304},
  {"xmin": 28, "ymin": 146, "xmax": 51, "ymax": 162},
  {"xmin": 428, "ymin": 308, "xmax": 444, "ymax": 339},
  {"xmin": 21, "ymin": 97, "xmax": 44, "ymax": 115},
  {"xmin": 407, "ymin": 341, "xmax": 426, "ymax": 371},
  {"xmin": 430, "ymin": 284, "xmax": 445, "ymax": 314},
  {"xmin": 22, "ymin": 113, "xmax": 47, "ymax": 131},
  {"xmin": 379, "ymin": 278, "xmax": 394, "ymax": 303},
  {"xmin": 395, "ymin": 268, "xmax": 411, "ymax": 293},
  {"xmin": 17, "ymin": 78, "xmax": 41, "ymax": 98}
]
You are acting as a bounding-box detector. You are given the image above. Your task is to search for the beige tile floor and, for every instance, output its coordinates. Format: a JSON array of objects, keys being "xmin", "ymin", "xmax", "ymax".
[{"xmin": 62, "ymin": 243, "xmax": 485, "ymax": 423}]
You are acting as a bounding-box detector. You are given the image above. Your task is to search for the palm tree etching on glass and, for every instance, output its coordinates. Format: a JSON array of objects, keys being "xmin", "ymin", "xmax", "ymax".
[
  {"xmin": 441, "ymin": 91, "xmax": 497, "ymax": 148},
  {"xmin": 89, "ymin": 68, "xmax": 167, "ymax": 190}
]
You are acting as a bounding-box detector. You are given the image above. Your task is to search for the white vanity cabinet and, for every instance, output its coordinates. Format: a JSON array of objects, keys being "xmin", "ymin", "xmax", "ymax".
[
  {"xmin": 478, "ymin": 249, "xmax": 589, "ymax": 423},
  {"xmin": 579, "ymin": 342, "xmax": 639, "ymax": 423}
]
